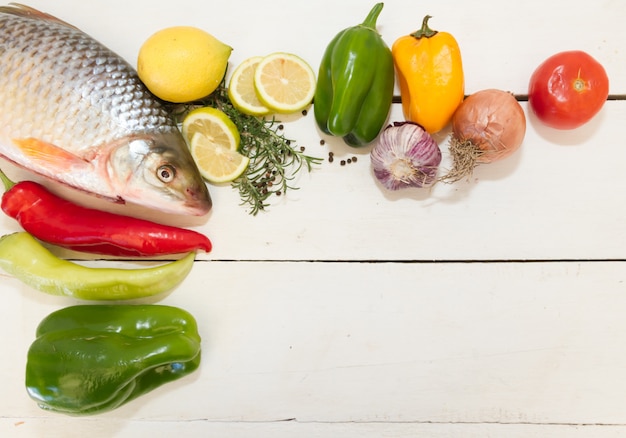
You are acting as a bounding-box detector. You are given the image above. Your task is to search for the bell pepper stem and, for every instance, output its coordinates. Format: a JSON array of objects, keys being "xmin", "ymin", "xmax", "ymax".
[
  {"xmin": 361, "ymin": 3, "xmax": 384, "ymax": 30},
  {"xmin": 0, "ymin": 168, "xmax": 15, "ymax": 192},
  {"xmin": 411, "ymin": 15, "xmax": 438, "ymax": 39}
]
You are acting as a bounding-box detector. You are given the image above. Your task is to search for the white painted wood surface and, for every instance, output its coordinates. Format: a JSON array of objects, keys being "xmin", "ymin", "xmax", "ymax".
[{"xmin": 1, "ymin": 1, "xmax": 625, "ymax": 437}]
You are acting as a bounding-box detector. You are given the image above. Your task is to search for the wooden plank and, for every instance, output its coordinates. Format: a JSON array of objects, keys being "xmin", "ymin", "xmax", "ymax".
[
  {"xmin": 0, "ymin": 1, "xmax": 621, "ymax": 262},
  {"xmin": 2, "ymin": 261, "xmax": 625, "ymax": 426},
  {"xmin": 2, "ymin": 101, "xmax": 624, "ymax": 262},
  {"xmin": 4, "ymin": 418, "xmax": 626, "ymax": 438},
  {"xmin": 192, "ymin": 102, "xmax": 626, "ymax": 262},
  {"xmin": 21, "ymin": 0, "xmax": 626, "ymax": 95}
]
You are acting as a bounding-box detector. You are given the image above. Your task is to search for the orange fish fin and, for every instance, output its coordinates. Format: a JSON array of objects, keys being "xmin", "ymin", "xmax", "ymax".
[
  {"xmin": 13, "ymin": 138, "xmax": 89, "ymax": 172},
  {"xmin": 0, "ymin": 4, "xmax": 79, "ymax": 30}
]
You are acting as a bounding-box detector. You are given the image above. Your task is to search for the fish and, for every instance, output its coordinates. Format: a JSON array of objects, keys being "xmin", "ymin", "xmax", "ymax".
[{"xmin": 0, "ymin": 4, "xmax": 212, "ymax": 216}]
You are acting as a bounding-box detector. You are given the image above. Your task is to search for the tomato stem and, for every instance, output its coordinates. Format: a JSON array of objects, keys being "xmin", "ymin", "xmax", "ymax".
[
  {"xmin": 411, "ymin": 15, "xmax": 438, "ymax": 39},
  {"xmin": 573, "ymin": 69, "xmax": 587, "ymax": 93}
]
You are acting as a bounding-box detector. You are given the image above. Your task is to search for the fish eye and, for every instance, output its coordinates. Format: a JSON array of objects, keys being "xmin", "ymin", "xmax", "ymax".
[{"xmin": 157, "ymin": 165, "xmax": 176, "ymax": 183}]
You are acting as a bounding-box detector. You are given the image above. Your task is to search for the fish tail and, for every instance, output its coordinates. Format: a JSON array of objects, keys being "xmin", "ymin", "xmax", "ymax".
[{"xmin": 0, "ymin": 3, "xmax": 78, "ymax": 29}]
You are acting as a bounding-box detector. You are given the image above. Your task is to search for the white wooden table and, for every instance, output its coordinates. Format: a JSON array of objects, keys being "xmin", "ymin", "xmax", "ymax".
[{"xmin": 1, "ymin": 1, "xmax": 625, "ymax": 436}]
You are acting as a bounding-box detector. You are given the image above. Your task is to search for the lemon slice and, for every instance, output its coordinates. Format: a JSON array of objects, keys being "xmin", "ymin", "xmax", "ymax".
[
  {"xmin": 189, "ymin": 132, "xmax": 250, "ymax": 183},
  {"xmin": 253, "ymin": 52, "xmax": 316, "ymax": 114},
  {"xmin": 182, "ymin": 107, "xmax": 240, "ymax": 151},
  {"xmin": 228, "ymin": 57, "xmax": 271, "ymax": 116}
]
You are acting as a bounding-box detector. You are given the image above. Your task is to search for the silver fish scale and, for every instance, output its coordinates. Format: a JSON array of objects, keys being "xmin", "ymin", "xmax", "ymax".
[{"xmin": 0, "ymin": 12, "xmax": 177, "ymax": 154}]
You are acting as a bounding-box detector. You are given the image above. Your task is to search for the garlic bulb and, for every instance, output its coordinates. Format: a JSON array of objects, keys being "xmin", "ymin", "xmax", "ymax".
[{"xmin": 370, "ymin": 122, "xmax": 442, "ymax": 190}]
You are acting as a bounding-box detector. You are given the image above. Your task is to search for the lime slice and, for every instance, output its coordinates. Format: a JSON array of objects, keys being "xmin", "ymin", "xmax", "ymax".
[
  {"xmin": 182, "ymin": 107, "xmax": 240, "ymax": 151},
  {"xmin": 228, "ymin": 57, "xmax": 271, "ymax": 116},
  {"xmin": 189, "ymin": 132, "xmax": 249, "ymax": 184},
  {"xmin": 253, "ymin": 52, "xmax": 316, "ymax": 114}
]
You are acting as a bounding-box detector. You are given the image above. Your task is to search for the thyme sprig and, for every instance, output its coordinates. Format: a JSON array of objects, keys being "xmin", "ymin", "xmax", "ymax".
[{"xmin": 170, "ymin": 83, "xmax": 321, "ymax": 215}]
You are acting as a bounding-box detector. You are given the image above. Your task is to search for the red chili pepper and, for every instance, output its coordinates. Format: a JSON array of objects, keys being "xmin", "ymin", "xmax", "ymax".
[{"xmin": 0, "ymin": 169, "xmax": 212, "ymax": 257}]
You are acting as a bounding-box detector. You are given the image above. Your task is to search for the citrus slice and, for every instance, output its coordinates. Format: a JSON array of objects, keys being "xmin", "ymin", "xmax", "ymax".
[
  {"xmin": 189, "ymin": 132, "xmax": 249, "ymax": 183},
  {"xmin": 181, "ymin": 107, "xmax": 240, "ymax": 151},
  {"xmin": 253, "ymin": 52, "xmax": 316, "ymax": 114},
  {"xmin": 228, "ymin": 57, "xmax": 271, "ymax": 116}
]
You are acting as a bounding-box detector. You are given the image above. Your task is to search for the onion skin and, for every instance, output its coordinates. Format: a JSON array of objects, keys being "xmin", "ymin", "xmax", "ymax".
[
  {"xmin": 452, "ymin": 89, "xmax": 526, "ymax": 163},
  {"xmin": 370, "ymin": 121, "xmax": 442, "ymax": 190},
  {"xmin": 442, "ymin": 89, "xmax": 526, "ymax": 182}
]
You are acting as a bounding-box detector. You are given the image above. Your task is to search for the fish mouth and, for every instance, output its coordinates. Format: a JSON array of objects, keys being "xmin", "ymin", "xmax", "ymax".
[{"xmin": 184, "ymin": 183, "xmax": 212, "ymax": 216}]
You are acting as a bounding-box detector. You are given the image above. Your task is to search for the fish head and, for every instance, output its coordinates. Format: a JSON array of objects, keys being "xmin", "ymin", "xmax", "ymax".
[{"xmin": 108, "ymin": 132, "xmax": 212, "ymax": 216}]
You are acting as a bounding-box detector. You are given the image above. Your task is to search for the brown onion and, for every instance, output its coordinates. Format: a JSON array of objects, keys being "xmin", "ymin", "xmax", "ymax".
[{"xmin": 442, "ymin": 88, "xmax": 526, "ymax": 183}]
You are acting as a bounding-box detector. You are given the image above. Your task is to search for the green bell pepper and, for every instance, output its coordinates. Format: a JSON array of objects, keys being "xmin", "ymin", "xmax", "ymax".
[
  {"xmin": 314, "ymin": 3, "xmax": 394, "ymax": 147},
  {"xmin": 26, "ymin": 304, "xmax": 202, "ymax": 415},
  {"xmin": 0, "ymin": 232, "xmax": 195, "ymax": 301}
]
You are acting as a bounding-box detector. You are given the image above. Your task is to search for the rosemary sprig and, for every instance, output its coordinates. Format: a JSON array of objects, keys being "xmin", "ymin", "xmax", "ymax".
[{"xmin": 170, "ymin": 83, "xmax": 322, "ymax": 215}]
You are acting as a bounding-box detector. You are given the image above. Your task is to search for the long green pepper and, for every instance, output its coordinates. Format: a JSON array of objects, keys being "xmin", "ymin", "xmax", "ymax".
[
  {"xmin": 314, "ymin": 3, "xmax": 394, "ymax": 147},
  {"xmin": 0, "ymin": 232, "xmax": 195, "ymax": 301}
]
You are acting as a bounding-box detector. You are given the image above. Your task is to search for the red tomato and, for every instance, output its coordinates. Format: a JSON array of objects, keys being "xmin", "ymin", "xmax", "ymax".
[{"xmin": 528, "ymin": 50, "xmax": 609, "ymax": 130}]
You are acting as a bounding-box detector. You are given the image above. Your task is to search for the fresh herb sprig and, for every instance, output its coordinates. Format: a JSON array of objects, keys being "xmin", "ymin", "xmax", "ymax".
[{"xmin": 171, "ymin": 83, "xmax": 321, "ymax": 215}]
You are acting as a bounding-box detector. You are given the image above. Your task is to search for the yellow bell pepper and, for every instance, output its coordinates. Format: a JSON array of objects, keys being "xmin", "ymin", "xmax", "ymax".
[{"xmin": 392, "ymin": 15, "xmax": 464, "ymax": 133}]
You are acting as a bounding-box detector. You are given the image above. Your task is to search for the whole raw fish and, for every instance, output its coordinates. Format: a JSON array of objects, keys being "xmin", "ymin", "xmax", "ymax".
[{"xmin": 0, "ymin": 4, "xmax": 212, "ymax": 216}]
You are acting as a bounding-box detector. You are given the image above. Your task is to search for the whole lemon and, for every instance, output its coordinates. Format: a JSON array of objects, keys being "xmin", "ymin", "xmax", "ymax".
[{"xmin": 137, "ymin": 26, "xmax": 232, "ymax": 103}]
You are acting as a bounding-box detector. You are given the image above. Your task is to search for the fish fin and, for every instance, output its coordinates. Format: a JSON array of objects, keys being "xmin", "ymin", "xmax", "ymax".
[
  {"xmin": 0, "ymin": 3, "xmax": 79, "ymax": 30},
  {"xmin": 12, "ymin": 138, "xmax": 90, "ymax": 172}
]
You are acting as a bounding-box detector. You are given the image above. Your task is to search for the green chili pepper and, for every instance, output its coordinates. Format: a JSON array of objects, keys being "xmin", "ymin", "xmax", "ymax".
[
  {"xmin": 26, "ymin": 304, "xmax": 201, "ymax": 415},
  {"xmin": 313, "ymin": 2, "xmax": 394, "ymax": 147},
  {"xmin": 0, "ymin": 232, "xmax": 195, "ymax": 301}
]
